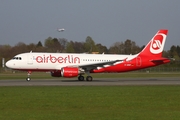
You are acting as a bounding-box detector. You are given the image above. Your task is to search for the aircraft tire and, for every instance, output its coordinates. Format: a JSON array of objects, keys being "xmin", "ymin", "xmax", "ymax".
[
  {"xmin": 78, "ymin": 76, "xmax": 84, "ymax": 81},
  {"xmin": 86, "ymin": 76, "xmax": 93, "ymax": 81},
  {"xmin": 26, "ymin": 77, "xmax": 31, "ymax": 81}
]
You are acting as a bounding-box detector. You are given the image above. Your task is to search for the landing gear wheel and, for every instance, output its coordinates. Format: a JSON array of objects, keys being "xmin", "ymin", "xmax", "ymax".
[
  {"xmin": 86, "ymin": 76, "xmax": 93, "ymax": 81},
  {"xmin": 26, "ymin": 77, "xmax": 31, "ymax": 81},
  {"xmin": 78, "ymin": 76, "xmax": 84, "ymax": 81},
  {"xmin": 26, "ymin": 71, "xmax": 32, "ymax": 81}
]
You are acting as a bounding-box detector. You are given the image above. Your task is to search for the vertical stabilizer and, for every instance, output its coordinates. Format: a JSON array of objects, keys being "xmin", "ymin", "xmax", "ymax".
[{"xmin": 139, "ymin": 30, "xmax": 168, "ymax": 58}]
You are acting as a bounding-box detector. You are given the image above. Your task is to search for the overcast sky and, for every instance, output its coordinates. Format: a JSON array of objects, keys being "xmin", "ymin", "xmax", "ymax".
[{"xmin": 0, "ymin": 0, "xmax": 180, "ymax": 50}]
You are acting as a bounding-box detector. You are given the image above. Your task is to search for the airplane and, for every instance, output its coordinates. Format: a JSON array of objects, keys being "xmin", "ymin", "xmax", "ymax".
[
  {"xmin": 57, "ymin": 28, "xmax": 65, "ymax": 32},
  {"xmin": 5, "ymin": 29, "xmax": 170, "ymax": 81}
]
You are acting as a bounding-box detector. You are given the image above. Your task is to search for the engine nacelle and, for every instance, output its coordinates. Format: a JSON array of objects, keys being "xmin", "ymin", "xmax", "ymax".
[
  {"xmin": 51, "ymin": 71, "xmax": 62, "ymax": 77},
  {"xmin": 61, "ymin": 67, "xmax": 84, "ymax": 78}
]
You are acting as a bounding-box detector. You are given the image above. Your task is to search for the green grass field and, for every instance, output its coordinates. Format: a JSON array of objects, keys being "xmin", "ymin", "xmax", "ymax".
[
  {"xmin": 0, "ymin": 72, "xmax": 180, "ymax": 119},
  {"xmin": 0, "ymin": 86, "xmax": 180, "ymax": 120}
]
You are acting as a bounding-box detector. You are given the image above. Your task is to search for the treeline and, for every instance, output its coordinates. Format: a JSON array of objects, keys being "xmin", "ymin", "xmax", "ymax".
[{"xmin": 0, "ymin": 36, "xmax": 180, "ymax": 68}]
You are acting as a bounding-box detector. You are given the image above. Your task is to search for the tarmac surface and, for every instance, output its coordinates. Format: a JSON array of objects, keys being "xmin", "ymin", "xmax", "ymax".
[{"xmin": 0, "ymin": 77, "xmax": 180, "ymax": 86}]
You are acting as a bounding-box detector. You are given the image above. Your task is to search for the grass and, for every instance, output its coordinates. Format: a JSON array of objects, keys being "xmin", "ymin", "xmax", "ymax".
[
  {"xmin": 0, "ymin": 86, "xmax": 180, "ymax": 120},
  {"xmin": 0, "ymin": 72, "xmax": 180, "ymax": 119}
]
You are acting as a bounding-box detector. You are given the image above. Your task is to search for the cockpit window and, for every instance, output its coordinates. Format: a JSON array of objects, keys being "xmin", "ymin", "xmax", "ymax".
[{"xmin": 12, "ymin": 57, "xmax": 22, "ymax": 60}]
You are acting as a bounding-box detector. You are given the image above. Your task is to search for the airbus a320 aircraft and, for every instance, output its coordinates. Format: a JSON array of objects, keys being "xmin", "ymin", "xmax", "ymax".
[
  {"xmin": 6, "ymin": 30, "xmax": 170, "ymax": 81},
  {"xmin": 57, "ymin": 28, "xmax": 65, "ymax": 32}
]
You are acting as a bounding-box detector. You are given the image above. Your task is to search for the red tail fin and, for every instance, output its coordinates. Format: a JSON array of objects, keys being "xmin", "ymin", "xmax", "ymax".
[{"xmin": 139, "ymin": 30, "xmax": 168, "ymax": 58}]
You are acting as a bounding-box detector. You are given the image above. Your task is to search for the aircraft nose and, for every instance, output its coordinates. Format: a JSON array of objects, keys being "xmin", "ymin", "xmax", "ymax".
[{"xmin": 5, "ymin": 60, "xmax": 14, "ymax": 68}]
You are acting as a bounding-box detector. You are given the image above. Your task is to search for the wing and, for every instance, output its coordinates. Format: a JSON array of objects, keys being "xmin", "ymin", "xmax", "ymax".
[{"xmin": 79, "ymin": 60, "xmax": 123, "ymax": 71}]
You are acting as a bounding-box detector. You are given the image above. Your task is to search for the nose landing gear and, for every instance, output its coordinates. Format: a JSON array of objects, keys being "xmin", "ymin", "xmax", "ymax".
[{"xmin": 26, "ymin": 71, "xmax": 31, "ymax": 81}]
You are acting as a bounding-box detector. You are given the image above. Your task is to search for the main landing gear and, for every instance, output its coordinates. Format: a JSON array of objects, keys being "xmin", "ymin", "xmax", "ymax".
[
  {"xmin": 26, "ymin": 71, "xmax": 31, "ymax": 81},
  {"xmin": 78, "ymin": 75, "xmax": 93, "ymax": 81},
  {"xmin": 25, "ymin": 71, "xmax": 93, "ymax": 82}
]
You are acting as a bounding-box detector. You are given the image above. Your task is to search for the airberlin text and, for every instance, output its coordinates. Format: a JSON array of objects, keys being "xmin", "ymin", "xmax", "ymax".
[{"xmin": 35, "ymin": 55, "xmax": 80, "ymax": 64}]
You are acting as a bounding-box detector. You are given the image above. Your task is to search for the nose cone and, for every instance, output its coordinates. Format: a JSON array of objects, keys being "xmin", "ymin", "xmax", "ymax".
[{"xmin": 5, "ymin": 60, "xmax": 14, "ymax": 68}]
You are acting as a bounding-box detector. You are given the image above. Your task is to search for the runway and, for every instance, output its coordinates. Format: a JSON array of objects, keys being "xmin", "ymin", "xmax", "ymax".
[{"xmin": 0, "ymin": 77, "xmax": 180, "ymax": 86}]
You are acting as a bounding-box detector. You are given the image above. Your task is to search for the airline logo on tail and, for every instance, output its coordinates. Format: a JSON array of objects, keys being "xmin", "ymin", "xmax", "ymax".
[{"xmin": 150, "ymin": 32, "xmax": 167, "ymax": 54}]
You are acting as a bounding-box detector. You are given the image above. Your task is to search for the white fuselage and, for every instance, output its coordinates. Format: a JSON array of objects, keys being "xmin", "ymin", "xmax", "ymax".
[{"xmin": 6, "ymin": 52, "xmax": 137, "ymax": 71}]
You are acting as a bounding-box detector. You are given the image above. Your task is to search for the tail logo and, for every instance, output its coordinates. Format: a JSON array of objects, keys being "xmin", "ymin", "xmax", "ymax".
[{"xmin": 150, "ymin": 33, "xmax": 166, "ymax": 54}]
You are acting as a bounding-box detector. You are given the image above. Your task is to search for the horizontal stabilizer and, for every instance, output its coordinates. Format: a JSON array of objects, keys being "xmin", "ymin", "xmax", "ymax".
[{"xmin": 150, "ymin": 58, "xmax": 170, "ymax": 64}]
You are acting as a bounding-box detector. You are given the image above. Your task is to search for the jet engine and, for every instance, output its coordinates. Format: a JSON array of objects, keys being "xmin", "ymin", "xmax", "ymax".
[{"xmin": 61, "ymin": 67, "xmax": 85, "ymax": 78}]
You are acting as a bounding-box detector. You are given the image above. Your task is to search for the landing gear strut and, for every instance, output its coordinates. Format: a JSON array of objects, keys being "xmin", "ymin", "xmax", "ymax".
[
  {"xmin": 26, "ymin": 71, "xmax": 31, "ymax": 81},
  {"xmin": 86, "ymin": 71, "xmax": 93, "ymax": 81}
]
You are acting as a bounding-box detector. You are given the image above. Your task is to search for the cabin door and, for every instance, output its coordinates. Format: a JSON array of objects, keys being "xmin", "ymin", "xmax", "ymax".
[{"xmin": 136, "ymin": 57, "xmax": 141, "ymax": 66}]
